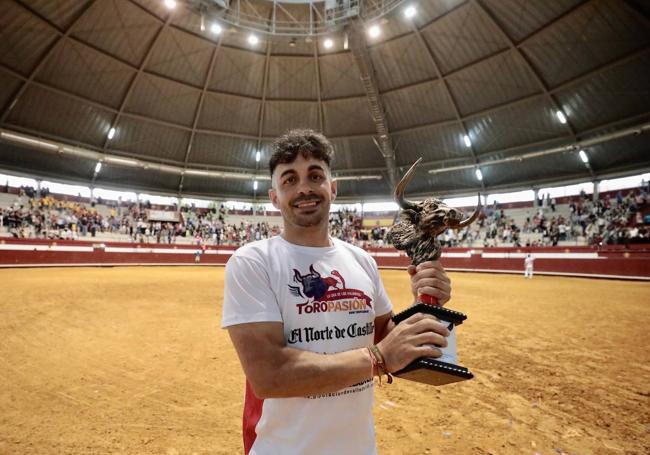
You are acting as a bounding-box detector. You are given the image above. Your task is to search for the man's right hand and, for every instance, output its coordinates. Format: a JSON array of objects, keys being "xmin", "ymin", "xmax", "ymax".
[{"xmin": 375, "ymin": 313, "xmax": 450, "ymax": 373}]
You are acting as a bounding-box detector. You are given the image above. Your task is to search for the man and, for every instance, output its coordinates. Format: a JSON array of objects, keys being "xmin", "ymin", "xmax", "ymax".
[
  {"xmin": 222, "ymin": 129, "xmax": 453, "ymax": 455},
  {"xmin": 524, "ymin": 253, "xmax": 535, "ymax": 279}
]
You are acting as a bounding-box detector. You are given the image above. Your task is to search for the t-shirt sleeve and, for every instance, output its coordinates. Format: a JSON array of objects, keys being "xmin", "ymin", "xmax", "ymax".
[
  {"xmin": 368, "ymin": 256, "xmax": 392, "ymax": 317},
  {"xmin": 221, "ymin": 254, "xmax": 283, "ymax": 328}
]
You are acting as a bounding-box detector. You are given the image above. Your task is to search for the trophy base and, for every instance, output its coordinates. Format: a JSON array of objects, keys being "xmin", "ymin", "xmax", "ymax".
[
  {"xmin": 392, "ymin": 302, "xmax": 467, "ymax": 326},
  {"xmin": 391, "ymin": 303, "xmax": 472, "ymax": 386},
  {"xmin": 394, "ymin": 358, "xmax": 473, "ymax": 386}
]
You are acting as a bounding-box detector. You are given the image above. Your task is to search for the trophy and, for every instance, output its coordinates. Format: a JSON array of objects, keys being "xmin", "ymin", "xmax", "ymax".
[{"xmin": 388, "ymin": 158, "xmax": 481, "ymax": 386}]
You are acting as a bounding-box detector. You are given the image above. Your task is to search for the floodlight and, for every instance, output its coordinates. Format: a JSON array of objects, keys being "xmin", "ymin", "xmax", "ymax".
[
  {"xmin": 404, "ymin": 5, "xmax": 417, "ymax": 19},
  {"xmin": 368, "ymin": 25, "xmax": 381, "ymax": 38}
]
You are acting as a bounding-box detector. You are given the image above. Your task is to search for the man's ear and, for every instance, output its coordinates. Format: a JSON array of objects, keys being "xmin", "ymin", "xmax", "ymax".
[
  {"xmin": 268, "ymin": 188, "xmax": 279, "ymax": 209},
  {"xmin": 330, "ymin": 178, "xmax": 337, "ymax": 202}
]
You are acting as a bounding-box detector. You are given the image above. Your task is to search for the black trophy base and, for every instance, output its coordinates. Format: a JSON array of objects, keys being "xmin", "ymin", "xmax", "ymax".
[
  {"xmin": 391, "ymin": 302, "xmax": 473, "ymax": 386},
  {"xmin": 394, "ymin": 358, "xmax": 473, "ymax": 386},
  {"xmin": 392, "ymin": 302, "xmax": 467, "ymax": 326}
]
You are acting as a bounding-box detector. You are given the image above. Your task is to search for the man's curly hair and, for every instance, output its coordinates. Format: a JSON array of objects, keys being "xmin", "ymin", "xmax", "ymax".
[{"xmin": 269, "ymin": 129, "xmax": 334, "ymax": 176}]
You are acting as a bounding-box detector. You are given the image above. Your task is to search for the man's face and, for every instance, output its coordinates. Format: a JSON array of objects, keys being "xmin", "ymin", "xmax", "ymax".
[{"xmin": 269, "ymin": 154, "xmax": 337, "ymax": 229}]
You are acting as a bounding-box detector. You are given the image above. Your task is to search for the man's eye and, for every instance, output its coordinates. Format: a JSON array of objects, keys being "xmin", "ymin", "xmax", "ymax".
[
  {"xmin": 310, "ymin": 174, "xmax": 324, "ymax": 182},
  {"xmin": 284, "ymin": 176, "xmax": 296, "ymax": 185}
]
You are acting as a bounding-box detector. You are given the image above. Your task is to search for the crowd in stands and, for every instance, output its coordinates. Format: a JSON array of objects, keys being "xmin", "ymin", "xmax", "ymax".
[
  {"xmin": 329, "ymin": 208, "xmax": 366, "ymax": 245},
  {"xmin": 0, "ymin": 185, "xmax": 284, "ymax": 245},
  {"xmin": 438, "ymin": 188, "xmax": 650, "ymax": 248},
  {"xmin": 1, "ymin": 183, "xmax": 649, "ymax": 248}
]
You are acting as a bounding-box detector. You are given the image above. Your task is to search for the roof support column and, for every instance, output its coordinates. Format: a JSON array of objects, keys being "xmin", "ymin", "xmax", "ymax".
[
  {"xmin": 347, "ymin": 20, "xmax": 397, "ymax": 189},
  {"xmin": 473, "ymin": 0, "xmax": 596, "ymax": 180},
  {"xmin": 178, "ymin": 37, "xmax": 224, "ymax": 195},
  {"xmin": 1, "ymin": 0, "xmax": 98, "ymax": 124},
  {"xmin": 409, "ymin": 19, "xmax": 486, "ymax": 192}
]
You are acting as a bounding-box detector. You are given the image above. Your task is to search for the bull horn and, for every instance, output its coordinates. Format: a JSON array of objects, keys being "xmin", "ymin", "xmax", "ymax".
[
  {"xmin": 394, "ymin": 157, "xmax": 422, "ymax": 210},
  {"xmin": 456, "ymin": 193, "xmax": 482, "ymax": 228}
]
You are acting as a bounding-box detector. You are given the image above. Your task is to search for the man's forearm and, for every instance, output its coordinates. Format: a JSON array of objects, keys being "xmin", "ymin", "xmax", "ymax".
[
  {"xmin": 374, "ymin": 318, "xmax": 395, "ymax": 344},
  {"xmin": 247, "ymin": 346, "xmax": 372, "ymax": 399}
]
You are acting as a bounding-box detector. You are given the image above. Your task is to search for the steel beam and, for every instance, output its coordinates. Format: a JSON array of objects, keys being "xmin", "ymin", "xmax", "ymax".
[
  {"xmin": 1, "ymin": 0, "xmax": 98, "ymax": 123},
  {"xmin": 100, "ymin": 14, "xmax": 174, "ymax": 156},
  {"xmin": 347, "ymin": 20, "xmax": 398, "ymax": 188},
  {"xmin": 313, "ymin": 41, "xmax": 325, "ymax": 132},
  {"xmin": 472, "ymin": 0, "xmax": 593, "ymax": 178},
  {"xmin": 177, "ymin": 37, "xmax": 224, "ymax": 194},
  {"xmin": 409, "ymin": 20, "xmax": 486, "ymax": 191}
]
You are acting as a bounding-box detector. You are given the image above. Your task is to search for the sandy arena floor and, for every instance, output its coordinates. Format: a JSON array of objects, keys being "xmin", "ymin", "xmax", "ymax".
[{"xmin": 0, "ymin": 266, "xmax": 648, "ymax": 455}]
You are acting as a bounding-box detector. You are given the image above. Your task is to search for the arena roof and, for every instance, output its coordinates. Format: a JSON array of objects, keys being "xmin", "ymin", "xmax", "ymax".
[{"xmin": 0, "ymin": 0, "xmax": 649, "ymax": 202}]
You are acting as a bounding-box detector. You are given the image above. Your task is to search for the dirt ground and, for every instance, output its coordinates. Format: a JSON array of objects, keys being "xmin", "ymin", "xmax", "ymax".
[{"xmin": 0, "ymin": 267, "xmax": 648, "ymax": 455}]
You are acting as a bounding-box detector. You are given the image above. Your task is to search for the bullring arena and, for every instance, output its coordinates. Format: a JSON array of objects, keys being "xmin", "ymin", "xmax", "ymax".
[
  {"xmin": 1, "ymin": 0, "xmax": 650, "ymax": 454},
  {"xmin": 1, "ymin": 266, "xmax": 649, "ymax": 454}
]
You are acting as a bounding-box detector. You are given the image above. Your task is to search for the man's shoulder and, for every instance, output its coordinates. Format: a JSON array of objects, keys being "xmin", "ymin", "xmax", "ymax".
[
  {"xmin": 230, "ymin": 236, "xmax": 282, "ymax": 263},
  {"xmin": 332, "ymin": 238, "xmax": 373, "ymax": 261}
]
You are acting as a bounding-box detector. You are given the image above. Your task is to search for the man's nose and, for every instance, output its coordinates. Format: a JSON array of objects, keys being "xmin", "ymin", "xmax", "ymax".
[{"xmin": 295, "ymin": 178, "xmax": 313, "ymax": 194}]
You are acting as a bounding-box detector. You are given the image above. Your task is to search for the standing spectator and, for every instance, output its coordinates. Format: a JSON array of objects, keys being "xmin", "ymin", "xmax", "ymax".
[{"xmin": 524, "ymin": 253, "xmax": 535, "ymax": 279}]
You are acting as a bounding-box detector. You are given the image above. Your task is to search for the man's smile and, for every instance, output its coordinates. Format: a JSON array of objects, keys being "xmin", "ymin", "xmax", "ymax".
[{"xmin": 292, "ymin": 197, "xmax": 322, "ymax": 209}]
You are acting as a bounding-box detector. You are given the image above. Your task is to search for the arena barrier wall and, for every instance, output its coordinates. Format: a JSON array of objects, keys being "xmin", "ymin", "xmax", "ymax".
[{"xmin": 1, "ymin": 238, "xmax": 648, "ymax": 280}]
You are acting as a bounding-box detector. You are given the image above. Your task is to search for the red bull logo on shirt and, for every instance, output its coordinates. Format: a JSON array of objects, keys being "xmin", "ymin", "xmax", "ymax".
[{"xmin": 289, "ymin": 265, "xmax": 372, "ymax": 315}]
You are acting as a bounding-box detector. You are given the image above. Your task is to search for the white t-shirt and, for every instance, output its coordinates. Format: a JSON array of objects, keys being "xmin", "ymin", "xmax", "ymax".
[
  {"xmin": 222, "ymin": 236, "xmax": 392, "ymax": 455},
  {"xmin": 525, "ymin": 256, "xmax": 535, "ymax": 268}
]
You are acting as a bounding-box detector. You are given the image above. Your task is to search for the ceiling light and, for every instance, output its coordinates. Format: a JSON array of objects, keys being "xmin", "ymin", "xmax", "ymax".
[
  {"xmin": 463, "ymin": 134, "xmax": 472, "ymax": 147},
  {"xmin": 289, "ymin": 38, "xmax": 297, "ymax": 47},
  {"xmin": 95, "ymin": 162, "xmax": 102, "ymax": 173},
  {"xmin": 105, "ymin": 156, "xmax": 139, "ymax": 167},
  {"xmin": 368, "ymin": 25, "xmax": 381, "ymax": 38},
  {"xmin": 475, "ymin": 168, "xmax": 483, "ymax": 181},
  {"xmin": 334, "ymin": 175, "xmax": 382, "ymax": 181},
  {"xmin": 253, "ymin": 180, "xmax": 259, "ymax": 191},
  {"xmin": 211, "ymin": 23, "xmax": 222, "ymax": 35},
  {"xmin": 107, "ymin": 127, "xmax": 116, "ymax": 140},
  {"xmin": 556, "ymin": 110, "xmax": 567, "ymax": 124},
  {"xmin": 255, "ymin": 151, "xmax": 261, "ymax": 162},
  {"xmin": 404, "ymin": 5, "xmax": 417, "ymax": 19},
  {"xmin": 579, "ymin": 149, "xmax": 589, "ymax": 163},
  {"xmin": 343, "ymin": 34, "xmax": 349, "ymax": 50},
  {"xmin": 248, "ymin": 34, "xmax": 259, "ymax": 45},
  {"xmin": 164, "ymin": 0, "xmax": 176, "ymax": 10},
  {"xmin": 184, "ymin": 169, "xmax": 211, "ymax": 177},
  {"xmin": 200, "ymin": 15, "xmax": 205, "ymax": 32},
  {"xmin": 323, "ymin": 38, "xmax": 333, "ymax": 49}
]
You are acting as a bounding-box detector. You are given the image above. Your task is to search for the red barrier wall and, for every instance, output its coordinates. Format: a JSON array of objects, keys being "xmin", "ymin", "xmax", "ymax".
[{"xmin": 1, "ymin": 238, "xmax": 648, "ymax": 280}]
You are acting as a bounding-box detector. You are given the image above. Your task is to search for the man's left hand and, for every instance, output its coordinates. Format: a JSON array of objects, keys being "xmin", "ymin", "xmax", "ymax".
[{"xmin": 407, "ymin": 261, "xmax": 451, "ymax": 306}]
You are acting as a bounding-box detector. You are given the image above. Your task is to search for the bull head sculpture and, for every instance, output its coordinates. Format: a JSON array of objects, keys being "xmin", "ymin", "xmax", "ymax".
[{"xmin": 388, "ymin": 158, "xmax": 481, "ymax": 265}]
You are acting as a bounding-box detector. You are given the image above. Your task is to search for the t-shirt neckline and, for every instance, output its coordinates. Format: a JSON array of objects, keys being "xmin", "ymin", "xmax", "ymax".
[{"xmin": 276, "ymin": 234, "xmax": 338, "ymax": 254}]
